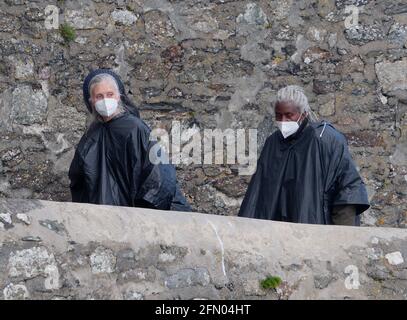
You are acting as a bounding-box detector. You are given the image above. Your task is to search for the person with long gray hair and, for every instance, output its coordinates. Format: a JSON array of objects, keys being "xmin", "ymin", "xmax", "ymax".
[
  {"xmin": 68, "ymin": 69, "xmax": 191, "ymax": 211},
  {"xmin": 238, "ymin": 85, "xmax": 370, "ymax": 225}
]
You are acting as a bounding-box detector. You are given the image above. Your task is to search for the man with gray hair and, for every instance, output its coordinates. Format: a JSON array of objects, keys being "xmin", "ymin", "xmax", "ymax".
[{"xmin": 238, "ymin": 85, "xmax": 370, "ymax": 225}]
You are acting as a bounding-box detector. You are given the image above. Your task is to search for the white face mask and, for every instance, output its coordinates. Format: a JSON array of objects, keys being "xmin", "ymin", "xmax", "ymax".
[
  {"xmin": 276, "ymin": 114, "xmax": 303, "ymax": 139},
  {"xmin": 95, "ymin": 98, "xmax": 118, "ymax": 117}
]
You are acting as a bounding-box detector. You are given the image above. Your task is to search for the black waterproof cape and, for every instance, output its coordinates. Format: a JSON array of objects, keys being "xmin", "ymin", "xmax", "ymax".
[
  {"xmin": 238, "ymin": 120, "xmax": 370, "ymax": 225},
  {"xmin": 68, "ymin": 110, "xmax": 191, "ymax": 212}
]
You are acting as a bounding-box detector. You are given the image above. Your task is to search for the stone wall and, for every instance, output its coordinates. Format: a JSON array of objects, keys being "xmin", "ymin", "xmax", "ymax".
[
  {"xmin": 0, "ymin": 198, "xmax": 406, "ymax": 300},
  {"xmin": 0, "ymin": 0, "xmax": 406, "ymax": 227}
]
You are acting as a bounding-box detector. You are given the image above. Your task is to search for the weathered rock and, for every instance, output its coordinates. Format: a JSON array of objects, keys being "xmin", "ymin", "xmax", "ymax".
[
  {"xmin": 111, "ymin": 10, "xmax": 138, "ymax": 26},
  {"xmin": 303, "ymin": 47, "xmax": 330, "ymax": 64},
  {"xmin": 0, "ymin": 213, "xmax": 12, "ymax": 225},
  {"xmin": 188, "ymin": 14, "xmax": 219, "ymax": 34},
  {"xmin": 7, "ymin": 246, "xmax": 60, "ymax": 292},
  {"xmin": 344, "ymin": 25, "xmax": 384, "ymax": 45},
  {"xmin": 2, "ymin": 283, "xmax": 29, "ymax": 300},
  {"xmin": 306, "ymin": 27, "xmax": 327, "ymax": 43},
  {"xmin": 335, "ymin": 0, "xmax": 370, "ymax": 8},
  {"xmin": 388, "ymin": 23, "xmax": 407, "ymax": 46},
  {"xmin": 90, "ymin": 247, "xmax": 116, "ymax": 274},
  {"xmin": 0, "ymin": 13, "xmax": 20, "ymax": 32},
  {"xmin": 384, "ymin": 2, "xmax": 407, "ymax": 15},
  {"xmin": 240, "ymin": 42, "xmax": 271, "ymax": 64},
  {"xmin": 10, "ymin": 85, "xmax": 47, "ymax": 125},
  {"xmin": 122, "ymin": 289, "xmax": 144, "ymax": 300},
  {"xmin": 16, "ymin": 213, "xmax": 30, "ymax": 225},
  {"xmin": 328, "ymin": 33, "xmax": 338, "ymax": 49},
  {"xmin": 385, "ymin": 252, "xmax": 404, "ymax": 266},
  {"xmin": 319, "ymin": 99, "xmax": 336, "ymax": 117},
  {"xmin": 375, "ymin": 58, "xmax": 407, "ymax": 94},
  {"xmin": 313, "ymin": 79, "xmax": 341, "ymax": 94},
  {"xmin": 0, "ymin": 199, "xmax": 405, "ymax": 300},
  {"xmin": 236, "ymin": 3, "xmax": 268, "ymax": 27},
  {"xmin": 144, "ymin": 10, "xmax": 176, "ymax": 44},
  {"xmin": 164, "ymin": 268, "xmax": 211, "ymax": 289},
  {"xmin": 9, "ymin": 56, "xmax": 34, "ymax": 80},
  {"xmin": 290, "ymin": 34, "xmax": 312, "ymax": 64},
  {"xmin": 64, "ymin": 9, "xmax": 106, "ymax": 30},
  {"xmin": 39, "ymin": 219, "xmax": 66, "ymax": 235}
]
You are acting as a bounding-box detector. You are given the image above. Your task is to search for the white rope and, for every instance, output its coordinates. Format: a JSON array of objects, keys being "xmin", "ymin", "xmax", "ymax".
[{"xmin": 319, "ymin": 122, "xmax": 327, "ymax": 138}]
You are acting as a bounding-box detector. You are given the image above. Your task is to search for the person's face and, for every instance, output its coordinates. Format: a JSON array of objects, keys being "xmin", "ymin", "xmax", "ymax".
[
  {"xmin": 90, "ymin": 80, "xmax": 120, "ymax": 109},
  {"xmin": 275, "ymin": 101, "xmax": 305, "ymax": 122}
]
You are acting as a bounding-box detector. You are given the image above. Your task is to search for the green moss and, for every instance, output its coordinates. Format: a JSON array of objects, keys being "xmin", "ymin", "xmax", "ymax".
[
  {"xmin": 272, "ymin": 55, "xmax": 285, "ymax": 64},
  {"xmin": 59, "ymin": 23, "xmax": 76, "ymax": 44},
  {"xmin": 260, "ymin": 275, "xmax": 282, "ymax": 289}
]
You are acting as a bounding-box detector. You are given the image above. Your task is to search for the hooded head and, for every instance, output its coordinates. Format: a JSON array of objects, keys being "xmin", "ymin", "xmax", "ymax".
[{"xmin": 82, "ymin": 69, "xmax": 140, "ymax": 119}]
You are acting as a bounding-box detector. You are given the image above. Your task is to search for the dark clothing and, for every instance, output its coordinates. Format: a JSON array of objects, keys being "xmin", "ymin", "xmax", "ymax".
[
  {"xmin": 238, "ymin": 120, "xmax": 370, "ymax": 225},
  {"xmin": 331, "ymin": 205, "xmax": 357, "ymax": 226},
  {"xmin": 68, "ymin": 110, "xmax": 191, "ymax": 211}
]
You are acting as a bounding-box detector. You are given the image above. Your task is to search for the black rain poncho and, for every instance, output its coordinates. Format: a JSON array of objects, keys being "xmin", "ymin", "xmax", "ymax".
[
  {"xmin": 238, "ymin": 120, "xmax": 370, "ymax": 225},
  {"xmin": 68, "ymin": 109, "xmax": 191, "ymax": 212}
]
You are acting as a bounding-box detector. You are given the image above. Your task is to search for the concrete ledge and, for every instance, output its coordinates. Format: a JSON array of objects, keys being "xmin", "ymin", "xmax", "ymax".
[{"xmin": 0, "ymin": 198, "xmax": 406, "ymax": 300}]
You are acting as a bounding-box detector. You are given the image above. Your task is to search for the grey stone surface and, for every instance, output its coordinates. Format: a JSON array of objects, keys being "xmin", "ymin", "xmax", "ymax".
[
  {"xmin": 111, "ymin": 10, "xmax": 138, "ymax": 26},
  {"xmin": 3, "ymin": 283, "xmax": 30, "ymax": 300},
  {"xmin": 90, "ymin": 246, "xmax": 116, "ymax": 274},
  {"xmin": 10, "ymin": 85, "xmax": 48, "ymax": 125},
  {"xmin": 236, "ymin": 3, "xmax": 269, "ymax": 27},
  {"xmin": 375, "ymin": 58, "xmax": 407, "ymax": 94},
  {"xmin": 344, "ymin": 25, "xmax": 384, "ymax": 45},
  {"xmin": 165, "ymin": 268, "xmax": 211, "ymax": 289},
  {"xmin": 0, "ymin": 198, "xmax": 406, "ymax": 300}
]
